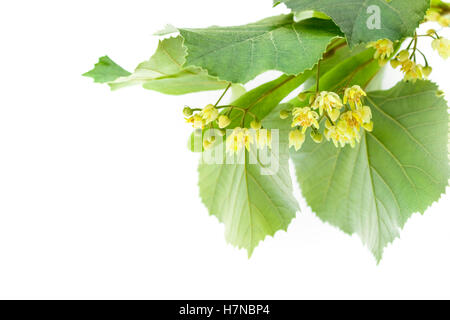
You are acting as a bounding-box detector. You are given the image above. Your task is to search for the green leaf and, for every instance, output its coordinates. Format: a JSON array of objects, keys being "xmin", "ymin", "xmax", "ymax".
[
  {"xmin": 179, "ymin": 15, "xmax": 342, "ymax": 84},
  {"xmin": 196, "ymin": 67, "xmax": 314, "ymax": 255},
  {"xmin": 84, "ymin": 37, "xmax": 229, "ymax": 95},
  {"xmin": 83, "ymin": 56, "xmax": 131, "ymax": 83},
  {"xmin": 198, "ymin": 104, "xmax": 298, "ymax": 256},
  {"xmin": 276, "ymin": 0, "xmax": 429, "ymax": 46},
  {"xmin": 291, "ymin": 80, "xmax": 449, "ymax": 262}
]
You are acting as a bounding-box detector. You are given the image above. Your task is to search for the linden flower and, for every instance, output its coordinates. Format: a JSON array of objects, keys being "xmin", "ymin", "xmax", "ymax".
[
  {"xmin": 344, "ymin": 85, "xmax": 367, "ymax": 109},
  {"xmin": 401, "ymin": 60, "xmax": 424, "ymax": 82},
  {"xmin": 255, "ymin": 129, "xmax": 272, "ymax": 149},
  {"xmin": 187, "ymin": 114, "xmax": 205, "ymax": 129},
  {"xmin": 202, "ymin": 104, "xmax": 219, "ymax": 124},
  {"xmin": 367, "ymin": 39, "xmax": 394, "ymax": 65},
  {"xmin": 354, "ymin": 106, "xmax": 372, "ymax": 125},
  {"xmin": 432, "ymin": 38, "xmax": 450, "ymax": 59},
  {"xmin": 324, "ymin": 120, "xmax": 349, "ymax": 148},
  {"xmin": 339, "ymin": 111, "xmax": 361, "ymax": 145},
  {"xmin": 311, "ymin": 91, "xmax": 343, "ymax": 122},
  {"xmin": 226, "ymin": 127, "xmax": 253, "ymax": 154},
  {"xmin": 291, "ymin": 107, "xmax": 320, "ymax": 132},
  {"xmin": 289, "ymin": 129, "xmax": 305, "ymax": 151}
]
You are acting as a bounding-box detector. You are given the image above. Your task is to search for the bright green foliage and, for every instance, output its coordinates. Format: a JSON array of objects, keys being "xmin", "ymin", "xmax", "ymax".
[
  {"xmin": 84, "ymin": 37, "xmax": 229, "ymax": 95},
  {"xmin": 180, "ymin": 15, "xmax": 342, "ymax": 84},
  {"xmin": 83, "ymin": 56, "xmax": 131, "ymax": 83},
  {"xmin": 199, "ymin": 105, "xmax": 298, "ymax": 256},
  {"xmin": 276, "ymin": 0, "xmax": 429, "ymax": 46},
  {"xmin": 291, "ymin": 80, "xmax": 449, "ymax": 261}
]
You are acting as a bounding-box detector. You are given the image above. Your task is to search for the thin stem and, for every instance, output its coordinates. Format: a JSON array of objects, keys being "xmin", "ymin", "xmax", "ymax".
[
  {"xmin": 416, "ymin": 48, "xmax": 429, "ymax": 66},
  {"xmin": 316, "ymin": 60, "xmax": 321, "ymax": 94},
  {"xmin": 214, "ymin": 83, "xmax": 232, "ymax": 107}
]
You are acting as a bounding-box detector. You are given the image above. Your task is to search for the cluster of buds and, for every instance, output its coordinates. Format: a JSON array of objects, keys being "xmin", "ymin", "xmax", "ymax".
[
  {"xmin": 390, "ymin": 50, "xmax": 432, "ymax": 82},
  {"xmin": 284, "ymin": 86, "xmax": 373, "ymax": 151}
]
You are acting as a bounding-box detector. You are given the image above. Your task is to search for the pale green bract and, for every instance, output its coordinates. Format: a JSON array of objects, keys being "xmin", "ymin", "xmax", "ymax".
[
  {"xmin": 84, "ymin": 37, "xmax": 229, "ymax": 95},
  {"xmin": 291, "ymin": 80, "xmax": 449, "ymax": 262},
  {"xmin": 180, "ymin": 15, "xmax": 342, "ymax": 84},
  {"xmin": 276, "ymin": 0, "xmax": 429, "ymax": 46}
]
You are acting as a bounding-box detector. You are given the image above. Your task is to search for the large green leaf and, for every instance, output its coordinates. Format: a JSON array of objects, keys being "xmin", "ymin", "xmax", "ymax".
[
  {"xmin": 291, "ymin": 80, "xmax": 449, "ymax": 261},
  {"xmin": 84, "ymin": 37, "xmax": 229, "ymax": 95},
  {"xmin": 199, "ymin": 105, "xmax": 298, "ymax": 256},
  {"xmin": 276, "ymin": 0, "xmax": 429, "ymax": 46},
  {"xmin": 180, "ymin": 15, "xmax": 342, "ymax": 84}
]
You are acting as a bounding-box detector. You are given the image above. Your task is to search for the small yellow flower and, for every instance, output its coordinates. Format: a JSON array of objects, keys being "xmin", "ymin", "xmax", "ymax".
[
  {"xmin": 324, "ymin": 120, "xmax": 349, "ymax": 148},
  {"xmin": 339, "ymin": 111, "xmax": 361, "ymax": 146},
  {"xmin": 401, "ymin": 59, "xmax": 424, "ymax": 82},
  {"xmin": 354, "ymin": 106, "xmax": 372, "ymax": 124},
  {"xmin": 218, "ymin": 115, "xmax": 231, "ymax": 129},
  {"xmin": 187, "ymin": 114, "xmax": 205, "ymax": 129},
  {"xmin": 367, "ymin": 39, "xmax": 394, "ymax": 64},
  {"xmin": 289, "ymin": 129, "xmax": 305, "ymax": 151},
  {"xmin": 439, "ymin": 16, "xmax": 450, "ymax": 27},
  {"xmin": 255, "ymin": 129, "xmax": 272, "ymax": 149},
  {"xmin": 203, "ymin": 136, "xmax": 216, "ymax": 150},
  {"xmin": 344, "ymin": 85, "xmax": 367, "ymax": 109},
  {"xmin": 311, "ymin": 91, "xmax": 343, "ymax": 121},
  {"xmin": 432, "ymin": 38, "xmax": 450, "ymax": 59},
  {"xmin": 202, "ymin": 104, "xmax": 219, "ymax": 124},
  {"xmin": 426, "ymin": 9, "xmax": 441, "ymax": 22},
  {"xmin": 226, "ymin": 128, "xmax": 253, "ymax": 154},
  {"xmin": 291, "ymin": 107, "xmax": 320, "ymax": 132}
]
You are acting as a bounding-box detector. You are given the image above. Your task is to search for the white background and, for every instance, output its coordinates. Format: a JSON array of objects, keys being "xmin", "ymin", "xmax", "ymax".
[{"xmin": 0, "ymin": 0, "xmax": 449, "ymax": 300}]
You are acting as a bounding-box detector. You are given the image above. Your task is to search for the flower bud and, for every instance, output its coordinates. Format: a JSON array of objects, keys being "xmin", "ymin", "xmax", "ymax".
[
  {"xmin": 218, "ymin": 115, "xmax": 231, "ymax": 129},
  {"xmin": 362, "ymin": 121, "xmax": 374, "ymax": 132},
  {"xmin": 422, "ymin": 66, "xmax": 432, "ymax": 78},
  {"xmin": 250, "ymin": 120, "xmax": 262, "ymax": 130},
  {"xmin": 310, "ymin": 130, "xmax": 323, "ymax": 144},
  {"xmin": 279, "ymin": 110, "xmax": 290, "ymax": 119},
  {"xmin": 298, "ymin": 92, "xmax": 308, "ymax": 101},
  {"xmin": 183, "ymin": 107, "xmax": 193, "ymax": 117},
  {"xmin": 390, "ymin": 59, "xmax": 401, "ymax": 69},
  {"xmin": 397, "ymin": 50, "xmax": 409, "ymax": 62}
]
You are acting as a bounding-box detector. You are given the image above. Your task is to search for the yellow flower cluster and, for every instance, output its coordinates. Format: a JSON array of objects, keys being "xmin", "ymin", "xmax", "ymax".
[
  {"xmin": 226, "ymin": 127, "xmax": 271, "ymax": 154},
  {"xmin": 390, "ymin": 50, "xmax": 432, "ymax": 82},
  {"xmin": 426, "ymin": 9, "xmax": 450, "ymax": 27},
  {"xmin": 185, "ymin": 104, "xmax": 221, "ymax": 129},
  {"xmin": 287, "ymin": 86, "xmax": 373, "ymax": 151},
  {"xmin": 367, "ymin": 39, "xmax": 395, "ymax": 65}
]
